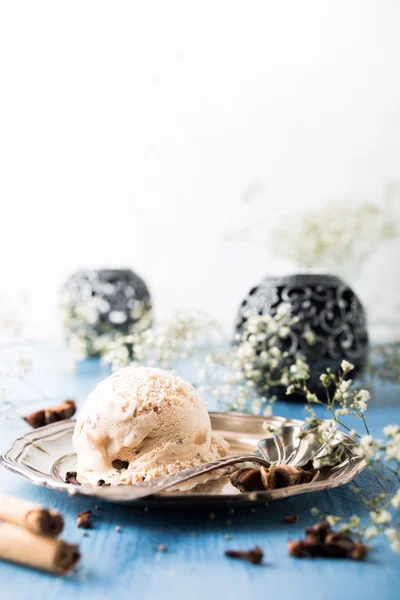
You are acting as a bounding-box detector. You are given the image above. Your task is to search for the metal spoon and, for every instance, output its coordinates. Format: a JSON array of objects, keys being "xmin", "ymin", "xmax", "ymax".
[
  {"xmin": 101, "ymin": 453, "xmax": 271, "ymax": 500},
  {"xmin": 78, "ymin": 423, "xmax": 336, "ymax": 500}
]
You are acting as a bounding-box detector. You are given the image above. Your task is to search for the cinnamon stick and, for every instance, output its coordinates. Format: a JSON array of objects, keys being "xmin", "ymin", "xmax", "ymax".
[
  {"xmin": 0, "ymin": 523, "xmax": 80, "ymax": 575},
  {"xmin": 0, "ymin": 494, "xmax": 63, "ymax": 537}
]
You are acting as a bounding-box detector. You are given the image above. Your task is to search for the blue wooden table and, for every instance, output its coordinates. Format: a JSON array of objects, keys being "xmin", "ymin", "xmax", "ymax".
[{"xmin": 0, "ymin": 341, "xmax": 399, "ymax": 600}]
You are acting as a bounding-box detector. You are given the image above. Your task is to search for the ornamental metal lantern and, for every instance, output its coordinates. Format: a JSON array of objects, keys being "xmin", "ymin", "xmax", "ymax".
[
  {"xmin": 59, "ymin": 269, "xmax": 152, "ymax": 359},
  {"xmin": 236, "ymin": 274, "xmax": 369, "ymax": 397}
]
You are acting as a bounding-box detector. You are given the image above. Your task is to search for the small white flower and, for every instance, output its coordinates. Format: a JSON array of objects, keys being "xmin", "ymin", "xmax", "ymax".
[
  {"xmin": 354, "ymin": 435, "xmax": 379, "ymax": 461},
  {"xmin": 341, "ymin": 360, "xmax": 354, "ymax": 373},
  {"xmin": 262, "ymin": 404, "xmax": 274, "ymax": 418},
  {"xmin": 390, "ymin": 539, "xmax": 400, "ymax": 553},
  {"xmin": 306, "ymin": 393, "xmax": 319, "ymax": 403},
  {"xmin": 385, "ymin": 528, "xmax": 400, "ymax": 553},
  {"xmin": 279, "ymin": 326, "xmax": 290, "ymax": 339},
  {"xmin": 335, "ymin": 408, "xmax": 349, "ymax": 416},
  {"xmin": 251, "ymin": 398, "xmax": 262, "ymax": 414},
  {"xmin": 68, "ymin": 336, "xmax": 88, "ymax": 361},
  {"xmin": 280, "ymin": 373, "xmax": 289, "ymax": 387},
  {"xmin": 269, "ymin": 346, "xmax": 281, "ymax": 358},
  {"xmin": 318, "ymin": 419, "xmax": 335, "ymax": 435},
  {"xmin": 289, "ymin": 357, "xmax": 309, "ymax": 380},
  {"xmin": 370, "ymin": 510, "xmax": 392, "ymax": 525},
  {"xmin": 385, "ymin": 527, "xmax": 398, "ymax": 541},
  {"xmin": 365, "ymin": 526, "xmax": 379, "ymax": 539},
  {"xmin": 339, "ymin": 379, "xmax": 352, "ymax": 393},
  {"xmin": 326, "ymin": 515, "xmax": 341, "ymax": 526},
  {"xmin": 276, "ymin": 302, "xmax": 292, "ymax": 316},
  {"xmin": 383, "ymin": 425, "xmax": 400, "ymax": 438},
  {"xmin": 319, "ymin": 373, "xmax": 331, "ymax": 387},
  {"xmin": 390, "ymin": 489, "xmax": 400, "ymax": 509},
  {"xmin": 353, "ymin": 389, "xmax": 370, "ymax": 412},
  {"xmin": 75, "ymin": 300, "xmax": 99, "ymax": 325},
  {"xmin": 385, "ymin": 442, "xmax": 400, "ymax": 462},
  {"xmin": 248, "ymin": 334, "xmax": 258, "ymax": 346},
  {"xmin": 302, "ymin": 328, "xmax": 316, "ymax": 345}
]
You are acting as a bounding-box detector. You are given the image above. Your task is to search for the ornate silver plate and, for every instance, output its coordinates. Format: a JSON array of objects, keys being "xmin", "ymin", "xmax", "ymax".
[{"xmin": 1, "ymin": 413, "xmax": 366, "ymax": 508}]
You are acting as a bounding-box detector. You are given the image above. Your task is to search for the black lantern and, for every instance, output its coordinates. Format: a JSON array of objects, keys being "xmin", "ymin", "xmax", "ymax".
[
  {"xmin": 236, "ymin": 274, "xmax": 369, "ymax": 396},
  {"xmin": 60, "ymin": 269, "xmax": 152, "ymax": 359}
]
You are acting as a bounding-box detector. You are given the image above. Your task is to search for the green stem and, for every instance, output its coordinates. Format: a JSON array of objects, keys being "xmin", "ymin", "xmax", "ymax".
[
  {"xmin": 360, "ymin": 414, "xmax": 370, "ymax": 435},
  {"xmin": 334, "ymin": 418, "xmax": 361, "ymax": 438}
]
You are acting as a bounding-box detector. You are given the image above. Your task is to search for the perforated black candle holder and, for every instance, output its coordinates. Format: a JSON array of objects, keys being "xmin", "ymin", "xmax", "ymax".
[
  {"xmin": 236, "ymin": 274, "xmax": 369, "ymax": 398},
  {"xmin": 59, "ymin": 269, "xmax": 152, "ymax": 358}
]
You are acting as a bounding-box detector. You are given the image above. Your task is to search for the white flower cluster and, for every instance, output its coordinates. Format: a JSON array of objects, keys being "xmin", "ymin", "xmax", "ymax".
[
  {"xmin": 354, "ymin": 435, "xmax": 382, "ymax": 462},
  {"xmin": 270, "ymin": 193, "xmax": 398, "ymax": 280},
  {"xmin": 59, "ymin": 293, "xmax": 152, "ymax": 361},
  {"xmin": 385, "ymin": 528, "xmax": 400, "ymax": 553},
  {"xmin": 204, "ymin": 303, "xmax": 308, "ymax": 414},
  {"xmin": 383, "ymin": 425, "xmax": 400, "ymax": 462},
  {"xmin": 101, "ymin": 310, "xmax": 220, "ymax": 372}
]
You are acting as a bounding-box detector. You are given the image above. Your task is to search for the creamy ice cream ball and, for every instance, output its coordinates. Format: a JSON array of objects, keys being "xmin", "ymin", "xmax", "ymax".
[{"xmin": 73, "ymin": 366, "xmax": 229, "ymax": 485}]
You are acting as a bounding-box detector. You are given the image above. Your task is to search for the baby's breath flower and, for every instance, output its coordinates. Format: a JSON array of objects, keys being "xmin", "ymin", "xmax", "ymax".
[
  {"xmin": 355, "ymin": 435, "xmax": 381, "ymax": 461},
  {"xmin": 319, "ymin": 373, "xmax": 331, "ymax": 387},
  {"xmin": 385, "ymin": 442, "xmax": 400, "ymax": 462},
  {"xmin": 352, "ymin": 389, "xmax": 370, "ymax": 412},
  {"xmin": 289, "ymin": 357, "xmax": 309, "ymax": 380},
  {"xmin": 278, "ymin": 326, "xmax": 290, "ymax": 339},
  {"xmin": 280, "ymin": 374, "xmax": 289, "ymax": 387},
  {"xmin": 390, "ymin": 489, "xmax": 400, "ymax": 509},
  {"xmin": 302, "ymin": 328, "xmax": 316, "ymax": 345},
  {"xmin": 383, "ymin": 425, "xmax": 400, "ymax": 438},
  {"xmin": 365, "ymin": 526, "xmax": 379, "ymax": 539},
  {"xmin": 326, "ymin": 515, "xmax": 341, "ymax": 526},
  {"xmin": 270, "ymin": 196, "xmax": 398, "ymax": 279},
  {"xmin": 306, "ymin": 393, "xmax": 319, "ymax": 404},
  {"xmin": 335, "ymin": 408, "xmax": 350, "ymax": 416},
  {"xmin": 341, "ymin": 359, "xmax": 354, "ymax": 373},
  {"xmin": 68, "ymin": 335, "xmax": 88, "ymax": 361},
  {"xmin": 370, "ymin": 510, "xmax": 392, "ymax": 525},
  {"xmin": 385, "ymin": 528, "xmax": 400, "ymax": 553},
  {"xmin": 276, "ymin": 302, "xmax": 292, "ymax": 316},
  {"xmin": 339, "ymin": 379, "xmax": 352, "ymax": 394}
]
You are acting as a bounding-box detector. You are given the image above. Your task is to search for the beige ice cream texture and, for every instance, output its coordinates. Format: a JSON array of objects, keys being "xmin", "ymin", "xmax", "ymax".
[{"xmin": 73, "ymin": 366, "xmax": 229, "ymax": 485}]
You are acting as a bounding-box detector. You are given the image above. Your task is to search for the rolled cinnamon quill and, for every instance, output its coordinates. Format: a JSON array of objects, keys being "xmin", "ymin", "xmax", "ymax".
[
  {"xmin": 0, "ymin": 494, "xmax": 63, "ymax": 537},
  {"xmin": 0, "ymin": 523, "xmax": 80, "ymax": 575}
]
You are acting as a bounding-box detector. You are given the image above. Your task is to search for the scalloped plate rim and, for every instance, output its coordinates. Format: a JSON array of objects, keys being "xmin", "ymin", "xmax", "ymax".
[{"xmin": 0, "ymin": 412, "xmax": 367, "ymax": 507}]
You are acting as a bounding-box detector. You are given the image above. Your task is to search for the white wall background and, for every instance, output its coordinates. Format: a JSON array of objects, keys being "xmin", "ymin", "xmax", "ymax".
[{"xmin": 1, "ymin": 1, "xmax": 400, "ymax": 337}]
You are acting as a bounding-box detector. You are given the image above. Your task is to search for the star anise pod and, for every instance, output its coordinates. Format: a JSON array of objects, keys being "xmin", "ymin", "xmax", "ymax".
[
  {"xmin": 230, "ymin": 464, "xmax": 318, "ymax": 493},
  {"xmin": 23, "ymin": 399, "xmax": 76, "ymax": 429},
  {"xmin": 288, "ymin": 521, "xmax": 368, "ymax": 560},
  {"xmin": 229, "ymin": 468, "xmax": 264, "ymax": 492}
]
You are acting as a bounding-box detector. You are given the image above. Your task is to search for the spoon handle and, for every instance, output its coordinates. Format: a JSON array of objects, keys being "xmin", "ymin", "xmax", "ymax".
[{"xmin": 129, "ymin": 454, "xmax": 270, "ymax": 499}]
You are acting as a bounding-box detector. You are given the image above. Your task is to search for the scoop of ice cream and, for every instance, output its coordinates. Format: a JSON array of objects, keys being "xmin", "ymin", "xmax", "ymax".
[{"xmin": 72, "ymin": 366, "xmax": 229, "ymax": 485}]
